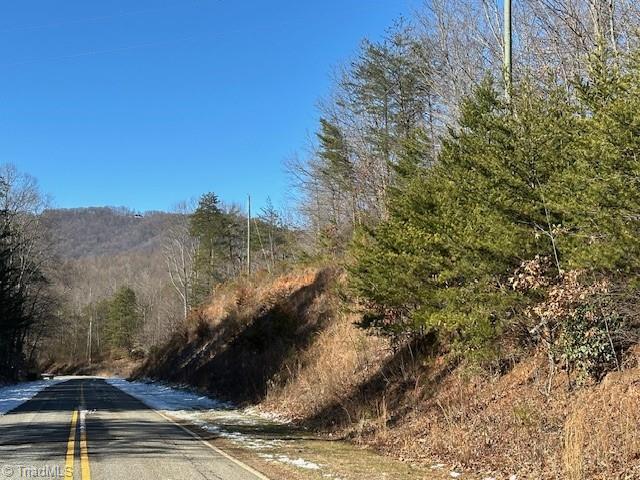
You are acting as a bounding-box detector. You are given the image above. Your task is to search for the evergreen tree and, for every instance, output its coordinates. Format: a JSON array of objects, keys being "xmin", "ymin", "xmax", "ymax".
[
  {"xmin": 563, "ymin": 51, "xmax": 640, "ymax": 271},
  {"xmin": 347, "ymin": 25, "xmax": 433, "ymax": 162},
  {"xmin": 190, "ymin": 192, "xmax": 228, "ymax": 303},
  {"xmin": 314, "ymin": 117, "xmax": 357, "ymax": 248},
  {"xmin": 298, "ymin": 23, "xmax": 437, "ymax": 242},
  {"xmin": 349, "ymin": 48, "xmax": 640, "ymax": 359},
  {"xmin": 105, "ymin": 286, "xmax": 140, "ymax": 351},
  {"xmin": 348, "ymin": 79, "xmax": 583, "ymax": 358}
]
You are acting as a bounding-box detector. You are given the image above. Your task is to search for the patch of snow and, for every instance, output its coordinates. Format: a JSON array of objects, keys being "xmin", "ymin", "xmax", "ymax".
[
  {"xmin": 509, "ymin": 476, "xmax": 518, "ymax": 480},
  {"xmin": 431, "ymin": 463, "xmax": 446, "ymax": 469},
  {"xmin": 243, "ymin": 406, "xmax": 293, "ymax": 424},
  {"xmin": 0, "ymin": 378, "xmax": 62, "ymax": 415},
  {"xmin": 275, "ymin": 454, "xmax": 321, "ymax": 470},
  {"xmin": 450, "ymin": 472, "xmax": 462, "ymax": 478},
  {"xmin": 106, "ymin": 377, "xmax": 229, "ymax": 411},
  {"xmin": 190, "ymin": 418, "xmax": 283, "ymax": 450}
]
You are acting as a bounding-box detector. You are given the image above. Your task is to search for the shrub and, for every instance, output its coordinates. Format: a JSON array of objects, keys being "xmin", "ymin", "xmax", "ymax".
[{"xmin": 558, "ymin": 303, "xmax": 621, "ymax": 383}]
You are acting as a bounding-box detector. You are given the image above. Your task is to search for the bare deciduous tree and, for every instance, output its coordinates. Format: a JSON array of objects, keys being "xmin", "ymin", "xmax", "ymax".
[{"xmin": 163, "ymin": 202, "xmax": 198, "ymax": 321}]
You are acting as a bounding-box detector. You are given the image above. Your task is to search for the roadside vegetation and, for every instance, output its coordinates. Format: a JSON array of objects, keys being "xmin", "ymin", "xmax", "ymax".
[
  {"xmin": 4, "ymin": 1, "xmax": 640, "ymax": 478},
  {"xmin": 0, "ymin": 166, "xmax": 55, "ymax": 381}
]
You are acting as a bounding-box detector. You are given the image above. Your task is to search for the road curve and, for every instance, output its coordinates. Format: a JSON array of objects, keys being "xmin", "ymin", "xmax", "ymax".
[{"xmin": 0, "ymin": 378, "xmax": 268, "ymax": 480}]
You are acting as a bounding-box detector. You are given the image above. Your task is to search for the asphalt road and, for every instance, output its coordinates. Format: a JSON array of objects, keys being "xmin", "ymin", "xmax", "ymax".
[{"xmin": 0, "ymin": 378, "xmax": 268, "ymax": 480}]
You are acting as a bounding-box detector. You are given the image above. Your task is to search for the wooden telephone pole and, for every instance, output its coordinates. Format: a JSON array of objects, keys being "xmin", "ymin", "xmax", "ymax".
[
  {"xmin": 87, "ymin": 287, "xmax": 93, "ymax": 365},
  {"xmin": 504, "ymin": 0, "xmax": 513, "ymax": 100},
  {"xmin": 247, "ymin": 195, "xmax": 251, "ymax": 275}
]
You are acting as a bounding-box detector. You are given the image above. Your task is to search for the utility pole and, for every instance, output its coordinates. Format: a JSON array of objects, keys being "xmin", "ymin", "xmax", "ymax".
[
  {"xmin": 247, "ymin": 195, "xmax": 251, "ymax": 275},
  {"xmin": 87, "ymin": 287, "xmax": 93, "ymax": 365},
  {"xmin": 87, "ymin": 317, "xmax": 92, "ymax": 365},
  {"xmin": 504, "ymin": 0, "xmax": 513, "ymax": 100}
]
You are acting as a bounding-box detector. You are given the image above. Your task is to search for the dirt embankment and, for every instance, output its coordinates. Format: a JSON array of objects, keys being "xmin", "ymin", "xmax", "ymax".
[{"xmin": 134, "ymin": 267, "xmax": 640, "ymax": 479}]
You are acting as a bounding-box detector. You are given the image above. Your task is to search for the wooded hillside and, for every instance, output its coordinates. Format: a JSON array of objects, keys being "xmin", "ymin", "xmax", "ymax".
[{"xmin": 41, "ymin": 207, "xmax": 176, "ymax": 259}]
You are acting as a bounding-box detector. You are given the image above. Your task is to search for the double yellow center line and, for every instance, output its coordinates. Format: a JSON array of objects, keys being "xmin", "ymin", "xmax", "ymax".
[
  {"xmin": 64, "ymin": 411, "xmax": 77, "ymax": 479},
  {"xmin": 64, "ymin": 384, "xmax": 92, "ymax": 480}
]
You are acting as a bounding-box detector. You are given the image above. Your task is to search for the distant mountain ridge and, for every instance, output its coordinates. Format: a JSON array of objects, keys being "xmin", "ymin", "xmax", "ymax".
[{"xmin": 41, "ymin": 207, "xmax": 179, "ymax": 259}]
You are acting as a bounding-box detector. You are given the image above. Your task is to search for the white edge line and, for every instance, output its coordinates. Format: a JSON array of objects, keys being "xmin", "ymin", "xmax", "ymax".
[{"xmin": 153, "ymin": 408, "xmax": 271, "ymax": 480}]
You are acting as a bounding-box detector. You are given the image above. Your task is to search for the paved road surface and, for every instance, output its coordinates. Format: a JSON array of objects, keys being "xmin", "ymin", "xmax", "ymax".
[{"xmin": 0, "ymin": 378, "xmax": 268, "ymax": 480}]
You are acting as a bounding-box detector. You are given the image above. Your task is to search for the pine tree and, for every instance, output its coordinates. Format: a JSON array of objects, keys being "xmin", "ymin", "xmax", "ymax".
[
  {"xmin": 315, "ymin": 117, "xmax": 356, "ymax": 246},
  {"xmin": 105, "ymin": 286, "xmax": 140, "ymax": 351},
  {"xmin": 348, "ymin": 79, "xmax": 583, "ymax": 359},
  {"xmin": 562, "ymin": 50, "xmax": 640, "ymax": 271},
  {"xmin": 189, "ymin": 192, "xmax": 227, "ymax": 303}
]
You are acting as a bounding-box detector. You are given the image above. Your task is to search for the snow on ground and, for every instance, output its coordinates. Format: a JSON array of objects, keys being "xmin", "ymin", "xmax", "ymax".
[
  {"xmin": 258, "ymin": 453, "xmax": 322, "ymax": 471},
  {"xmin": 106, "ymin": 378, "xmax": 229, "ymax": 411},
  {"xmin": 107, "ymin": 378, "xmax": 320, "ymax": 473},
  {"xmin": 243, "ymin": 405, "xmax": 293, "ymax": 424},
  {"xmin": 0, "ymin": 378, "xmax": 61, "ymax": 415},
  {"xmin": 272, "ymin": 455, "xmax": 321, "ymax": 470}
]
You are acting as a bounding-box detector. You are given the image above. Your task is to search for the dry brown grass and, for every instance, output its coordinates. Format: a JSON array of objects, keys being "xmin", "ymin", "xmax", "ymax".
[
  {"xmin": 137, "ymin": 266, "xmax": 343, "ymax": 402},
  {"xmin": 197, "ymin": 268, "xmax": 321, "ymax": 329},
  {"xmin": 333, "ymin": 349, "xmax": 640, "ymax": 479},
  {"xmin": 262, "ymin": 308, "xmax": 389, "ymax": 421},
  {"xmin": 383, "ymin": 355, "xmax": 566, "ymax": 477},
  {"xmin": 562, "ymin": 368, "xmax": 640, "ymax": 479},
  {"xmin": 139, "ymin": 265, "xmax": 640, "ymax": 479},
  {"xmin": 564, "ymin": 407, "xmax": 586, "ymax": 480}
]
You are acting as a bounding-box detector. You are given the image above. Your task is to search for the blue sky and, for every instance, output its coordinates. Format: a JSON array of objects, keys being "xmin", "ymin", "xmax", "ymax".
[{"xmin": 0, "ymin": 1, "xmax": 414, "ymax": 212}]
